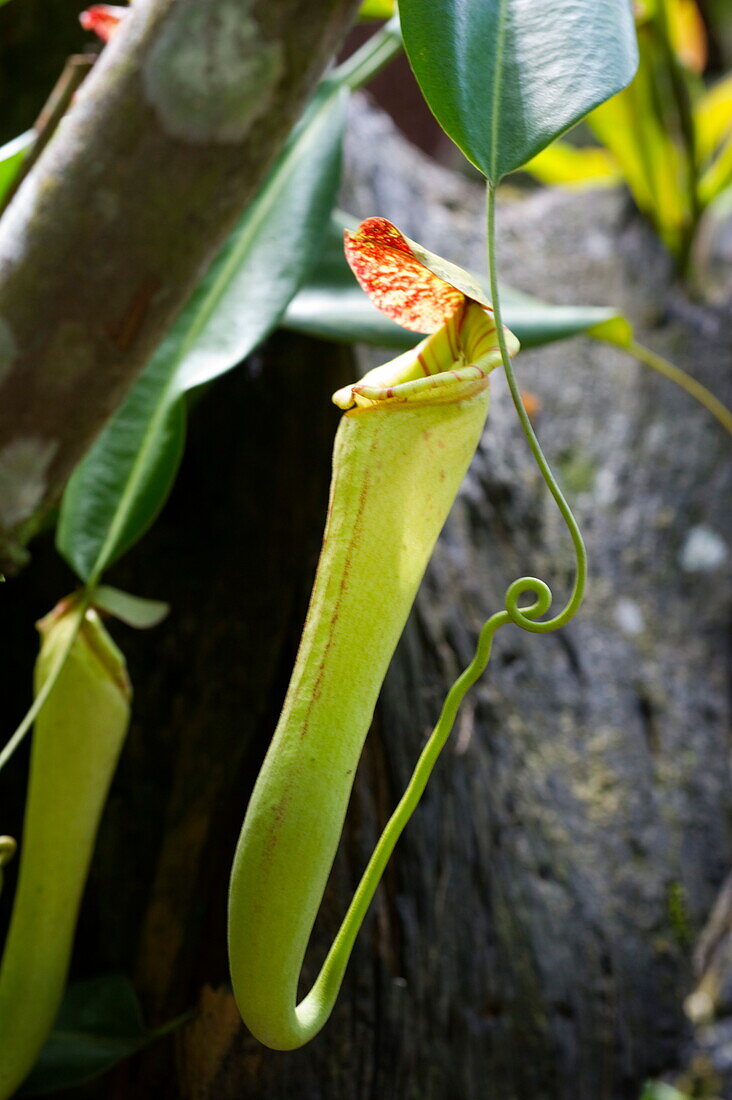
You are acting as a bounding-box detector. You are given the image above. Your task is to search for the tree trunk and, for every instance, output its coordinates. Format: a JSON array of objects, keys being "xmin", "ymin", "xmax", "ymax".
[
  {"xmin": 0, "ymin": 0, "xmax": 359, "ymax": 569},
  {"xmin": 1, "ymin": 100, "xmax": 730, "ymax": 1099}
]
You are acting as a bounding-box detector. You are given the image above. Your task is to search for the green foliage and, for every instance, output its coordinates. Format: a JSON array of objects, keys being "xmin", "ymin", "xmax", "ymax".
[
  {"xmin": 284, "ymin": 213, "xmax": 622, "ymax": 349},
  {"xmin": 285, "ymin": 214, "xmax": 732, "ymax": 434},
  {"xmin": 399, "ymin": 0, "xmax": 638, "ymax": 182},
  {"xmin": 56, "ymin": 5, "xmax": 640, "ymax": 589},
  {"xmin": 57, "ymin": 81, "xmax": 347, "ymax": 582},
  {"xmin": 19, "ymin": 976, "xmax": 184, "ymax": 1096},
  {"xmin": 2, "ymin": 8, "xmax": 727, "ymax": 1085},
  {"xmin": 522, "ymin": 143, "xmax": 621, "ymax": 190},
  {"xmin": 92, "ymin": 587, "xmax": 169, "ymax": 629},
  {"xmin": 524, "ymin": 0, "xmax": 732, "ymax": 266},
  {"xmin": 358, "ymin": 0, "xmax": 394, "ymax": 18},
  {"xmin": 0, "ymin": 131, "xmax": 33, "ymax": 205},
  {"xmin": 588, "ymin": 8, "xmax": 695, "ymax": 260}
]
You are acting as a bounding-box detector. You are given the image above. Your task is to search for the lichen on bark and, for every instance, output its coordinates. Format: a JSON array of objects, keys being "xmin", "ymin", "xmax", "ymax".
[{"xmin": 0, "ymin": 0, "xmax": 360, "ymax": 572}]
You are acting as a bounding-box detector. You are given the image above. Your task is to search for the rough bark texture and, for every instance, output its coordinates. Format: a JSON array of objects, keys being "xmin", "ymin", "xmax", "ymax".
[
  {"xmin": 0, "ymin": 99, "xmax": 730, "ymax": 1099},
  {"xmin": 0, "ymin": 0, "xmax": 359, "ymax": 569}
]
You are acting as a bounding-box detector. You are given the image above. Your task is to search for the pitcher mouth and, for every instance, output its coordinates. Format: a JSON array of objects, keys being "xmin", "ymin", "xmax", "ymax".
[{"xmin": 333, "ymin": 301, "xmax": 519, "ymax": 412}]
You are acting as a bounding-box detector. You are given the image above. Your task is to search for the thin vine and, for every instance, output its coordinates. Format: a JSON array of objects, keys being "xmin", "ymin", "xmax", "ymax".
[{"xmin": 485, "ymin": 182, "xmax": 588, "ymax": 635}]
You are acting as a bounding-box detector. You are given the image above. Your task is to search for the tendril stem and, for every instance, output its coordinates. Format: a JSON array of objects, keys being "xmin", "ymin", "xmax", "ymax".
[
  {"xmin": 306, "ymin": 607, "xmax": 508, "ymax": 1012},
  {"xmin": 485, "ymin": 183, "xmax": 587, "ymax": 633}
]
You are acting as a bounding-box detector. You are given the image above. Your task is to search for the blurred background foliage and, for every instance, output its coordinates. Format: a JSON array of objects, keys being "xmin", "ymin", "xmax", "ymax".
[
  {"xmin": 3, "ymin": 0, "xmax": 731, "ymax": 277},
  {"xmin": 524, "ymin": 0, "xmax": 732, "ymax": 271}
]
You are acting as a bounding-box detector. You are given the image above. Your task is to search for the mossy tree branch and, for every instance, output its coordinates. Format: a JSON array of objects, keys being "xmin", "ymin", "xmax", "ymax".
[{"xmin": 0, "ymin": 0, "xmax": 359, "ymax": 571}]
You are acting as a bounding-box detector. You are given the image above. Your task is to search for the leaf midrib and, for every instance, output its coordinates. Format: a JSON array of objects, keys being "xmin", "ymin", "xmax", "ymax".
[{"xmin": 488, "ymin": 0, "xmax": 509, "ymax": 183}]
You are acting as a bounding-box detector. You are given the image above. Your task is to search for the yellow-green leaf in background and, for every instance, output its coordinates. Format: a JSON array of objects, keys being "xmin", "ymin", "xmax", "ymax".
[
  {"xmin": 699, "ymin": 135, "xmax": 732, "ymax": 206},
  {"xmin": 358, "ymin": 0, "xmax": 394, "ymax": 19},
  {"xmin": 695, "ymin": 73, "xmax": 732, "ymax": 164},
  {"xmin": 523, "ymin": 142, "xmax": 622, "ymax": 189},
  {"xmin": 588, "ymin": 28, "xmax": 688, "ymax": 255},
  {"xmin": 640, "ymin": 1082, "xmax": 692, "ymax": 1100},
  {"xmin": 666, "ymin": 0, "xmax": 707, "ymax": 74},
  {"xmin": 634, "ymin": 0, "xmax": 707, "ymax": 73}
]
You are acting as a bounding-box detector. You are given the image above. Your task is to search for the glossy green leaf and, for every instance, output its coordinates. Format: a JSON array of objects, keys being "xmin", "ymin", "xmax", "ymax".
[
  {"xmin": 58, "ymin": 81, "xmax": 347, "ymax": 582},
  {"xmin": 399, "ymin": 0, "xmax": 639, "ymax": 182},
  {"xmin": 0, "ymin": 131, "xmax": 34, "ymax": 205},
  {"xmin": 57, "ymin": 368, "xmax": 186, "ymax": 584},
  {"xmin": 19, "ymin": 976, "xmax": 184, "ymax": 1096},
  {"xmin": 283, "ymin": 214, "xmax": 620, "ymax": 349}
]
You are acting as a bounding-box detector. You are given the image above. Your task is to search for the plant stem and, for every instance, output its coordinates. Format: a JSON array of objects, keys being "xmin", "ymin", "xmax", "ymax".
[
  {"xmin": 311, "ymin": 603, "xmax": 510, "ymax": 1006},
  {"xmin": 333, "ymin": 15, "xmax": 402, "ymax": 91},
  {"xmin": 624, "ymin": 339, "xmax": 732, "ymax": 435},
  {"xmin": 485, "ymin": 183, "xmax": 587, "ymax": 633}
]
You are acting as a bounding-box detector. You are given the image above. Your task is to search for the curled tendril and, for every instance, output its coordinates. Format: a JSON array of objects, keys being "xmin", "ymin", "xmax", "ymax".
[
  {"xmin": 485, "ymin": 184, "xmax": 588, "ymax": 641},
  {"xmin": 505, "ymin": 576, "xmax": 552, "ymax": 625}
]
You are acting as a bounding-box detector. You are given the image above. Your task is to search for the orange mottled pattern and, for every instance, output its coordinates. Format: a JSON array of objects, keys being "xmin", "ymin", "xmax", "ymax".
[
  {"xmin": 344, "ymin": 218, "xmax": 464, "ymax": 333},
  {"xmin": 79, "ymin": 4, "xmax": 125, "ymax": 41}
]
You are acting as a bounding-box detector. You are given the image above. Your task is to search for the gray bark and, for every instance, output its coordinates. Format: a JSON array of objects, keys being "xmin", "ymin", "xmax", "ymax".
[
  {"xmin": 326, "ymin": 100, "xmax": 732, "ymax": 1099},
  {"xmin": 0, "ymin": 0, "xmax": 359, "ymax": 570},
  {"xmin": 0, "ymin": 100, "xmax": 729, "ymax": 1099}
]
